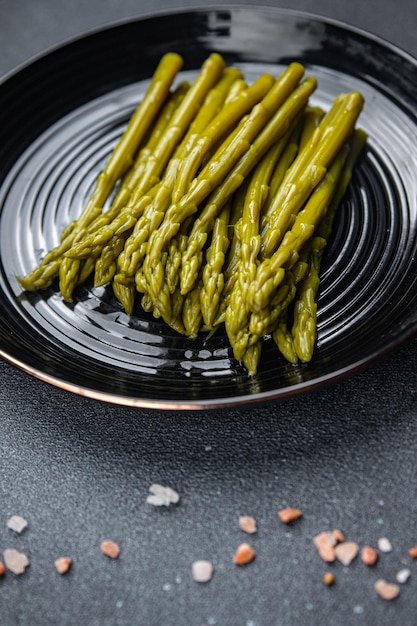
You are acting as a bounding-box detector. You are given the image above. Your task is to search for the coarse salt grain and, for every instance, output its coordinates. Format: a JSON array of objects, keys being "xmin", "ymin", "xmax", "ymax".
[
  {"xmin": 278, "ymin": 507, "xmax": 303, "ymax": 524},
  {"xmin": 374, "ymin": 579, "xmax": 400, "ymax": 601},
  {"xmin": 54, "ymin": 557, "xmax": 72, "ymax": 575},
  {"xmin": 7, "ymin": 515, "xmax": 28, "ymax": 534},
  {"xmin": 100, "ymin": 540, "xmax": 120, "ymax": 559},
  {"xmin": 332, "ymin": 529, "xmax": 345, "ymax": 543},
  {"xmin": 361, "ymin": 545, "xmax": 378, "ymax": 566},
  {"xmin": 233, "ymin": 543, "xmax": 256, "ymax": 565},
  {"xmin": 146, "ymin": 483, "xmax": 180, "ymax": 507},
  {"xmin": 408, "ymin": 545, "xmax": 417, "ymax": 558},
  {"xmin": 239, "ymin": 516, "xmax": 257, "ymax": 534},
  {"xmin": 396, "ymin": 568, "xmax": 411, "ymax": 584},
  {"xmin": 334, "ymin": 542, "xmax": 359, "ymax": 566},
  {"xmin": 378, "ymin": 537, "xmax": 392, "ymax": 553},
  {"xmin": 323, "ymin": 572, "xmax": 335, "ymax": 586},
  {"xmin": 3, "ymin": 548, "xmax": 30, "ymax": 575},
  {"xmin": 313, "ymin": 532, "xmax": 337, "ymax": 562},
  {"xmin": 192, "ymin": 560, "xmax": 214, "ymax": 583}
]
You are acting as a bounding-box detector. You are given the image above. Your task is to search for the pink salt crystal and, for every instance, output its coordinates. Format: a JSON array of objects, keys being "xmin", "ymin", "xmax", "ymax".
[
  {"xmin": 54, "ymin": 557, "xmax": 72, "ymax": 574},
  {"xmin": 313, "ymin": 531, "xmax": 337, "ymax": 562},
  {"xmin": 334, "ymin": 541, "xmax": 359, "ymax": 566},
  {"xmin": 100, "ymin": 540, "xmax": 120, "ymax": 559},
  {"xmin": 239, "ymin": 515, "xmax": 257, "ymax": 534},
  {"xmin": 4, "ymin": 548, "xmax": 30, "ymax": 575},
  {"xmin": 374, "ymin": 579, "xmax": 400, "ymax": 600}
]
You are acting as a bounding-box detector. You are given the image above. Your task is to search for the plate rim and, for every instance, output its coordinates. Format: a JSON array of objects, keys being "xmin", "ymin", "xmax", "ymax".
[{"xmin": 3, "ymin": 4, "xmax": 417, "ymax": 87}]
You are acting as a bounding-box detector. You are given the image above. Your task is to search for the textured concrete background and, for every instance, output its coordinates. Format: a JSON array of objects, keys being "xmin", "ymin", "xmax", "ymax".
[{"xmin": 1, "ymin": 1, "xmax": 417, "ymax": 624}]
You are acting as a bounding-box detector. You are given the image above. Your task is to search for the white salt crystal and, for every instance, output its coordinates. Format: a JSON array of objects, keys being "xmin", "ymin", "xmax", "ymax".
[
  {"xmin": 396, "ymin": 568, "xmax": 411, "ymax": 584},
  {"xmin": 147, "ymin": 484, "xmax": 180, "ymax": 506},
  {"xmin": 192, "ymin": 560, "xmax": 214, "ymax": 583},
  {"xmin": 378, "ymin": 537, "xmax": 393, "ymax": 553},
  {"xmin": 7, "ymin": 515, "xmax": 28, "ymax": 534}
]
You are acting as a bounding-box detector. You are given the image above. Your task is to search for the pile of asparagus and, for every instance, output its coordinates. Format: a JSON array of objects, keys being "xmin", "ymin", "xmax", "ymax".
[{"xmin": 19, "ymin": 52, "xmax": 366, "ymax": 374}]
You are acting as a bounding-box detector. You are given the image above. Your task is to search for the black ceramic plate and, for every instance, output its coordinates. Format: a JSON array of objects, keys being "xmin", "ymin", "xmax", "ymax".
[{"xmin": 1, "ymin": 7, "xmax": 417, "ymax": 410}]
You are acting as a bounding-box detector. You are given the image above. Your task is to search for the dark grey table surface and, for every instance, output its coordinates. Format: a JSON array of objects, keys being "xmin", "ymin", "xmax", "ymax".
[{"xmin": 1, "ymin": 0, "xmax": 417, "ymax": 624}]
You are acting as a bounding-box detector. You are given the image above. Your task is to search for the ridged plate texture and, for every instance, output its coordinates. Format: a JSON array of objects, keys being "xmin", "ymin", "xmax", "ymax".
[{"xmin": 1, "ymin": 7, "xmax": 417, "ymax": 409}]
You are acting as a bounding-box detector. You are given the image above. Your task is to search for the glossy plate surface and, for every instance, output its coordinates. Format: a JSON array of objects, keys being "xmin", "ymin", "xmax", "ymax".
[{"xmin": 1, "ymin": 7, "xmax": 417, "ymax": 410}]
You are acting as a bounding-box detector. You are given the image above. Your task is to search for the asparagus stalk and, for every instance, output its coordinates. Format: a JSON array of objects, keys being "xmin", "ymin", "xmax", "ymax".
[
  {"xmin": 56, "ymin": 85, "xmax": 191, "ymax": 300},
  {"xmin": 200, "ymin": 201, "xmax": 231, "ymax": 330},
  {"xmin": 64, "ymin": 53, "xmax": 227, "ymax": 263},
  {"xmin": 178, "ymin": 76, "xmax": 317, "ymax": 297},
  {"xmin": 247, "ymin": 91, "xmax": 364, "ymax": 313},
  {"xmin": 258, "ymin": 91, "xmax": 364, "ymax": 264},
  {"xmin": 233, "ymin": 143, "xmax": 351, "ymax": 361},
  {"xmin": 272, "ymin": 313, "xmax": 299, "ymax": 364},
  {"xmin": 225, "ymin": 139, "xmax": 291, "ymax": 359},
  {"xmin": 116, "ymin": 71, "xmax": 274, "ymax": 282},
  {"xmin": 19, "ymin": 52, "xmax": 184, "ymax": 292},
  {"xmin": 142, "ymin": 62, "xmax": 308, "ymax": 315},
  {"xmin": 182, "ymin": 281, "xmax": 203, "ymax": 338},
  {"xmin": 106, "ymin": 81, "xmax": 190, "ymax": 221},
  {"xmin": 292, "ymin": 128, "xmax": 368, "ymax": 361},
  {"xmin": 260, "ymin": 107, "xmax": 322, "ymax": 234}
]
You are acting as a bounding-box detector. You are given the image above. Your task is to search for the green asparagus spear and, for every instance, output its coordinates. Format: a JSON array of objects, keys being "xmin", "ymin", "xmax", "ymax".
[
  {"xmin": 200, "ymin": 200, "xmax": 231, "ymax": 329},
  {"xmin": 272, "ymin": 313, "xmax": 299, "ymax": 364},
  {"xmin": 291, "ymin": 237, "xmax": 325, "ymax": 362},
  {"xmin": 143, "ymin": 64, "xmax": 308, "ymax": 319},
  {"xmin": 292, "ymin": 128, "xmax": 367, "ymax": 361},
  {"xmin": 77, "ymin": 255, "xmax": 98, "ymax": 286},
  {"xmin": 258, "ymin": 92, "xmax": 364, "ymax": 264},
  {"xmin": 250, "ymin": 259, "xmax": 308, "ymax": 340},
  {"xmin": 247, "ymin": 92, "xmax": 364, "ymax": 313},
  {"xmin": 224, "ymin": 78, "xmax": 248, "ymax": 104},
  {"xmin": 182, "ymin": 281, "xmax": 203, "ymax": 338},
  {"xmin": 64, "ymin": 53, "xmax": 227, "ymax": 266},
  {"xmin": 165, "ymin": 217, "xmax": 193, "ymax": 294},
  {"xmin": 142, "ymin": 62, "xmax": 307, "ymax": 305},
  {"xmin": 108, "ymin": 81, "xmax": 190, "ymax": 220},
  {"xmin": 117, "ymin": 71, "xmax": 275, "ymax": 283},
  {"xmin": 260, "ymin": 108, "xmax": 322, "ymax": 234},
  {"xmin": 94, "ymin": 233, "xmax": 128, "ymax": 287},
  {"xmin": 112, "ymin": 281, "xmax": 136, "ymax": 316},
  {"xmin": 209, "ymin": 181, "xmax": 250, "ymax": 328},
  {"xmin": 19, "ymin": 52, "xmax": 184, "ymax": 293},
  {"xmin": 225, "ymin": 139, "xmax": 292, "ymax": 358},
  {"xmin": 234, "ymin": 143, "xmax": 351, "ymax": 361},
  {"xmin": 241, "ymin": 340, "xmax": 263, "ymax": 377},
  {"xmin": 178, "ymin": 76, "xmax": 317, "ymax": 297},
  {"xmin": 298, "ymin": 106, "xmax": 325, "ymax": 151},
  {"xmin": 74, "ymin": 65, "xmax": 244, "ymax": 301}
]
